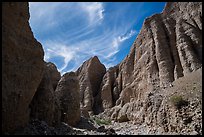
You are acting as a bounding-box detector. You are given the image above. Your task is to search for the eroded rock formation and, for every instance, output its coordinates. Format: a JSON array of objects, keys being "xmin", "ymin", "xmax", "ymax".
[
  {"xmin": 29, "ymin": 62, "xmax": 61, "ymax": 126},
  {"xmin": 98, "ymin": 2, "xmax": 202, "ymax": 135},
  {"xmin": 99, "ymin": 65, "xmax": 121, "ymax": 111},
  {"xmin": 55, "ymin": 72, "xmax": 81, "ymax": 126},
  {"xmin": 2, "ymin": 2, "xmax": 44, "ymax": 133},
  {"xmin": 76, "ymin": 56, "xmax": 106, "ymax": 114},
  {"xmin": 2, "ymin": 1, "xmax": 202, "ymax": 135}
]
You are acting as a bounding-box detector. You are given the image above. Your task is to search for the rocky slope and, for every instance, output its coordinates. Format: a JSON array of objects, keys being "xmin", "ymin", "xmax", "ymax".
[
  {"xmin": 104, "ymin": 68, "xmax": 202, "ymax": 135},
  {"xmin": 2, "ymin": 2, "xmax": 44, "ymax": 133}
]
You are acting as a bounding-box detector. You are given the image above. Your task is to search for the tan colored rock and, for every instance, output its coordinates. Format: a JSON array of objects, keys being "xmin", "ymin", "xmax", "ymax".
[
  {"xmin": 117, "ymin": 103, "xmax": 130, "ymax": 122},
  {"xmin": 100, "ymin": 2, "xmax": 202, "ymax": 135},
  {"xmin": 100, "ymin": 66, "xmax": 120, "ymax": 110},
  {"xmin": 110, "ymin": 106, "xmax": 121, "ymax": 121},
  {"xmin": 2, "ymin": 2, "xmax": 44, "ymax": 133},
  {"xmin": 29, "ymin": 62, "xmax": 61, "ymax": 126},
  {"xmin": 76, "ymin": 56, "xmax": 106, "ymax": 114},
  {"xmin": 55, "ymin": 72, "xmax": 80, "ymax": 126},
  {"xmin": 46, "ymin": 62, "xmax": 61, "ymax": 90}
]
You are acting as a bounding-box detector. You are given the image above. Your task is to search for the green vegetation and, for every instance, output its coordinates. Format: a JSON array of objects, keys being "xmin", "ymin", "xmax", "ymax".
[
  {"xmin": 170, "ymin": 95, "xmax": 188, "ymax": 109},
  {"xmin": 90, "ymin": 116, "xmax": 111, "ymax": 126}
]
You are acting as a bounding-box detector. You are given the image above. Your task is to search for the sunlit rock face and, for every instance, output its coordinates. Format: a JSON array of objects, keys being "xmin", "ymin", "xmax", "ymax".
[
  {"xmin": 76, "ymin": 56, "xmax": 106, "ymax": 114},
  {"xmin": 98, "ymin": 2, "xmax": 202, "ymax": 134},
  {"xmin": 99, "ymin": 65, "xmax": 121, "ymax": 111},
  {"xmin": 2, "ymin": 2, "xmax": 44, "ymax": 133}
]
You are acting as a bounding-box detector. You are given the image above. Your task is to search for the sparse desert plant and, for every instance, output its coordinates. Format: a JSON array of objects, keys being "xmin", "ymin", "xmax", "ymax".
[
  {"xmin": 170, "ymin": 95, "xmax": 188, "ymax": 109},
  {"xmin": 90, "ymin": 116, "xmax": 111, "ymax": 125}
]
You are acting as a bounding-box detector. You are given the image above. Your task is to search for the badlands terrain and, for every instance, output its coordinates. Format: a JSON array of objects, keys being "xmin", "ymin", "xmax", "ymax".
[{"xmin": 2, "ymin": 2, "xmax": 202, "ymax": 135}]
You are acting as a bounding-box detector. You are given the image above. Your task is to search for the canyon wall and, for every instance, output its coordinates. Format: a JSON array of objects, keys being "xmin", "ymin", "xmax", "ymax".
[
  {"xmin": 2, "ymin": 2, "xmax": 44, "ymax": 133},
  {"xmin": 97, "ymin": 2, "xmax": 202, "ymax": 134},
  {"xmin": 99, "ymin": 2, "xmax": 202, "ymax": 111},
  {"xmin": 29, "ymin": 62, "xmax": 61, "ymax": 126}
]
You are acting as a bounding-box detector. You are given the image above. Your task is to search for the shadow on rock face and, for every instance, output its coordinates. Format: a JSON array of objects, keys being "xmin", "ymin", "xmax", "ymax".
[{"xmin": 75, "ymin": 117, "xmax": 97, "ymax": 131}]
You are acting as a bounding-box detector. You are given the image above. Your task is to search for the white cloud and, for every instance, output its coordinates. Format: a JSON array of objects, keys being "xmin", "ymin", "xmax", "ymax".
[
  {"xmin": 29, "ymin": 2, "xmax": 140, "ymax": 74},
  {"xmin": 42, "ymin": 29, "xmax": 136, "ymax": 73},
  {"xmin": 29, "ymin": 2, "xmax": 63, "ymax": 27},
  {"xmin": 118, "ymin": 30, "xmax": 136, "ymax": 42},
  {"xmin": 43, "ymin": 41, "xmax": 75, "ymax": 72},
  {"xmin": 78, "ymin": 2, "xmax": 105, "ymax": 24},
  {"xmin": 29, "ymin": 2, "xmax": 104, "ymax": 32},
  {"xmin": 108, "ymin": 29, "xmax": 137, "ymax": 58}
]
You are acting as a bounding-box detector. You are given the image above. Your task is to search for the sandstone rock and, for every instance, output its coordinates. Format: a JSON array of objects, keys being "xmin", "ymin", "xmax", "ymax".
[
  {"xmin": 29, "ymin": 62, "xmax": 61, "ymax": 126},
  {"xmin": 100, "ymin": 65, "xmax": 120, "ymax": 110},
  {"xmin": 117, "ymin": 103, "xmax": 130, "ymax": 122},
  {"xmin": 46, "ymin": 62, "xmax": 61, "ymax": 90},
  {"xmin": 110, "ymin": 106, "xmax": 121, "ymax": 121},
  {"xmin": 117, "ymin": 85, "xmax": 135, "ymax": 106},
  {"xmin": 55, "ymin": 72, "xmax": 80, "ymax": 126},
  {"xmin": 76, "ymin": 56, "xmax": 106, "ymax": 114},
  {"xmin": 2, "ymin": 2, "xmax": 44, "ymax": 133},
  {"xmin": 99, "ymin": 2, "xmax": 202, "ymax": 135}
]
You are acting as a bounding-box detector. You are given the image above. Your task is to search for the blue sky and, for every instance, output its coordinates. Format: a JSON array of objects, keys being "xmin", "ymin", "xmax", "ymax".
[{"xmin": 29, "ymin": 2, "xmax": 166, "ymax": 75}]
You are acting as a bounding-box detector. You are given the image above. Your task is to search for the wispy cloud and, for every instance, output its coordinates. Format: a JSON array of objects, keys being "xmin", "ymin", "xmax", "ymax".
[
  {"xmin": 29, "ymin": 2, "xmax": 104, "ymax": 33},
  {"xmin": 29, "ymin": 2, "xmax": 64, "ymax": 29},
  {"xmin": 43, "ymin": 41, "xmax": 75, "ymax": 72},
  {"xmin": 29, "ymin": 2, "xmax": 145, "ymax": 74},
  {"xmin": 107, "ymin": 29, "xmax": 137, "ymax": 58},
  {"xmin": 113, "ymin": 30, "xmax": 136, "ymax": 48},
  {"xmin": 42, "ymin": 28, "xmax": 136, "ymax": 74},
  {"xmin": 78, "ymin": 2, "xmax": 105, "ymax": 25},
  {"xmin": 118, "ymin": 30, "xmax": 136, "ymax": 42}
]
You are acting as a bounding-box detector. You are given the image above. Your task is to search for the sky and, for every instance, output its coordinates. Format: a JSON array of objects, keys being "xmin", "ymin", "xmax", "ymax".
[{"xmin": 29, "ymin": 2, "xmax": 166, "ymax": 75}]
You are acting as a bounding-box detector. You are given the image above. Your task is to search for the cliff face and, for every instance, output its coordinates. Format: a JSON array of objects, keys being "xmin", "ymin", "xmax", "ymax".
[
  {"xmin": 2, "ymin": 2, "xmax": 82, "ymax": 133},
  {"xmin": 98, "ymin": 2, "xmax": 202, "ymax": 134},
  {"xmin": 2, "ymin": 2, "xmax": 44, "ymax": 133},
  {"xmin": 100, "ymin": 1, "xmax": 202, "ymax": 112},
  {"xmin": 110, "ymin": 2, "xmax": 201, "ymax": 105},
  {"xmin": 29, "ymin": 62, "xmax": 61, "ymax": 126}
]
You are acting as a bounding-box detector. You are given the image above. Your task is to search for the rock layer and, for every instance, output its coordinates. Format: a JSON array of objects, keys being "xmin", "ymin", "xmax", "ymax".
[{"xmin": 2, "ymin": 2, "xmax": 44, "ymax": 133}]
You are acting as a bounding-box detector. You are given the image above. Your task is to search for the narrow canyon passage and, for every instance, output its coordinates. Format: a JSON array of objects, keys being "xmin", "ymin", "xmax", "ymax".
[{"xmin": 2, "ymin": 2, "xmax": 202, "ymax": 135}]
